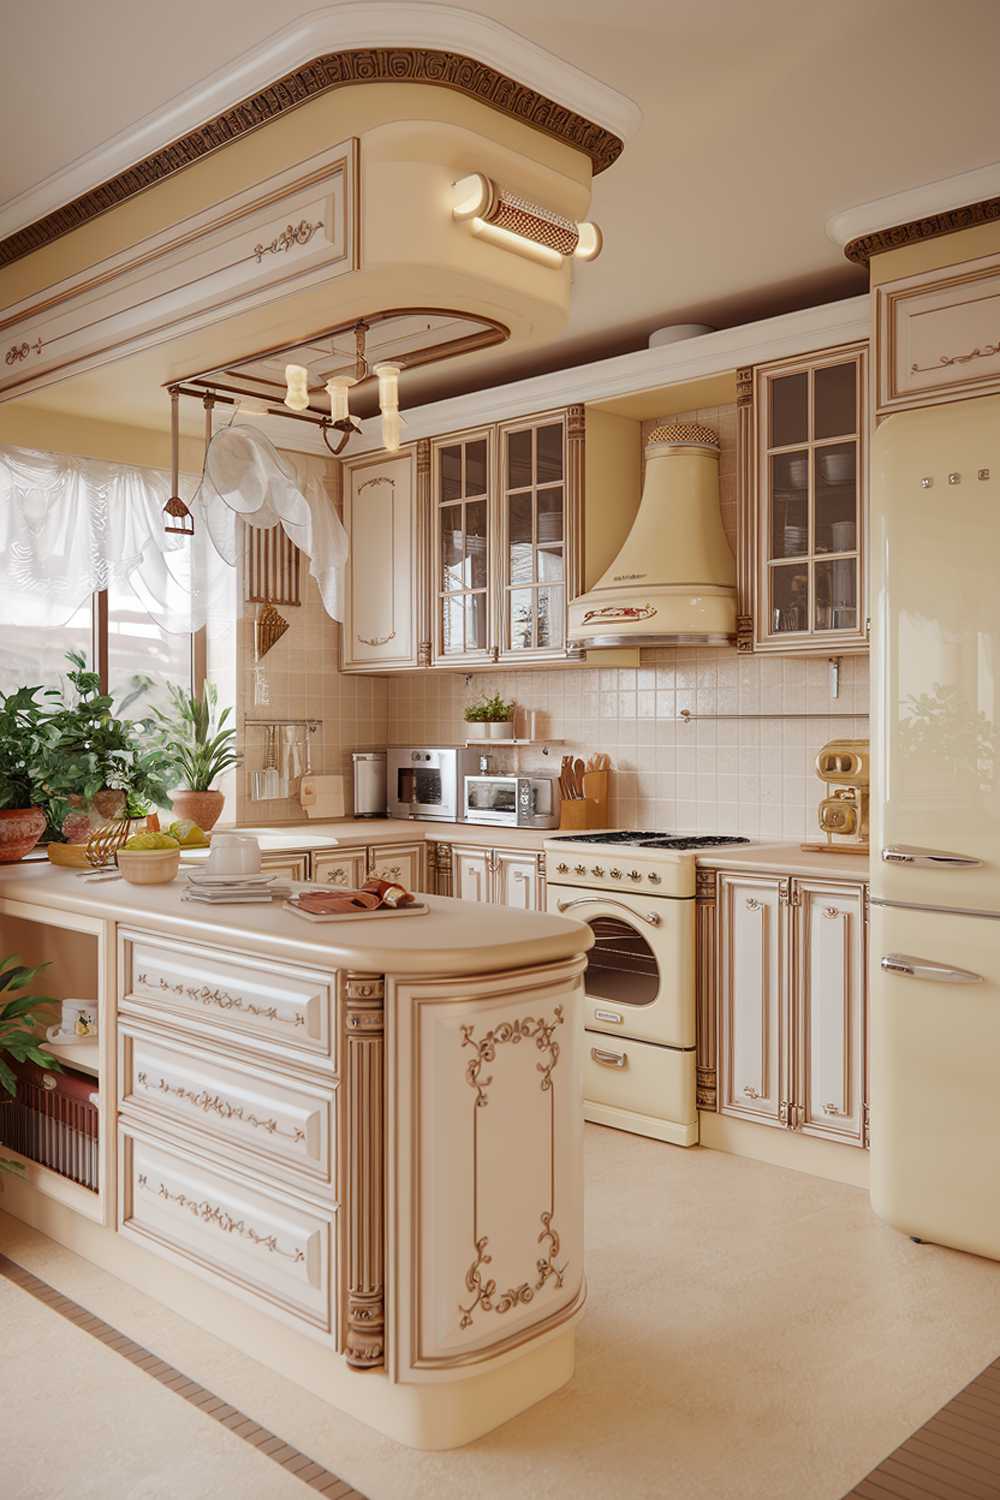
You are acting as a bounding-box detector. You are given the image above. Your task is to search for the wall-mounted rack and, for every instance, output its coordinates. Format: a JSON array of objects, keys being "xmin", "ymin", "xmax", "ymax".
[
  {"xmin": 244, "ymin": 718, "xmax": 321, "ymax": 732},
  {"xmin": 678, "ymin": 710, "xmax": 868, "ymax": 724}
]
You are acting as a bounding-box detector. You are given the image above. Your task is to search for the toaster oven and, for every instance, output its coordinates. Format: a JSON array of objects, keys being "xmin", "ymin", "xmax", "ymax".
[{"xmin": 464, "ymin": 774, "xmax": 561, "ymax": 829}]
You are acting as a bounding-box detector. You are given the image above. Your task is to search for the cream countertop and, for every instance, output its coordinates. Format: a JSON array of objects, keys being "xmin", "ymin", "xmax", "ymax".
[
  {"xmin": 222, "ymin": 819, "xmax": 559, "ymax": 852},
  {"xmin": 0, "ymin": 864, "xmax": 590, "ymax": 978},
  {"xmin": 695, "ymin": 841, "xmax": 869, "ymax": 880}
]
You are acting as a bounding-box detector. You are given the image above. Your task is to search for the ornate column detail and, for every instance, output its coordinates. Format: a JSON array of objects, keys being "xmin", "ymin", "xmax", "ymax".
[
  {"xmin": 431, "ymin": 840, "xmax": 453, "ymax": 896},
  {"xmin": 695, "ymin": 867, "xmax": 719, "ymax": 1110},
  {"xmin": 735, "ymin": 366, "xmax": 755, "ymax": 654},
  {"xmin": 343, "ymin": 972, "xmax": 386, "ymax": 1370},
  {"xmin": 415, "ymin": 437, "xmax": 432, "ymax": 669},
  {"xmin": 565, "ymin": 404, "xmax": 586, "ymax": 601}
]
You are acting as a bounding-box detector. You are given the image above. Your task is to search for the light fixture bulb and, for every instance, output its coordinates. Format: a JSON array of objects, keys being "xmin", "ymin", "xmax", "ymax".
[
  {"xmin": 373, "ymin": 362, "xmax": 402, "ymax": 413},
  {"xmin": 325, "ymin": 374, "xmax": 356, "ymax": 424},
  {"xmin": 381, "ymin": 409, "xmax": 403, "ymax": 452},
  {"xmin": 284, "ymin": 364, "xmax": 310, "ymax": 412},
  {"xmin": 450, "ymin": 172, "xmax": 493, "ymax": 222},
  {"xmin": 574, "ymin": 222, "xmax": 604, "ymax": 261}
]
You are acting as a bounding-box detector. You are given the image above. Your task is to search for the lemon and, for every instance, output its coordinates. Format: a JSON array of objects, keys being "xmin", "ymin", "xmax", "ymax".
[
  {"xmin": 124, "ymin": 831, "xmax": 180, "ymax": 851},
  {"xmin": 166, "ymin": 819, "xmax": 209, "ymax": 847}
]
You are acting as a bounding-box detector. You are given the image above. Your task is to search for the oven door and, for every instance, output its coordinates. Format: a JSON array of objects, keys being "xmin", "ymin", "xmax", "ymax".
[
  {"xmin": 463, "ymin": 776, "xmax": 517, "ymax": 826},
  {"xmin": 546, "ymin": 885, "xmax": 694, "ymax": 1048},
  {"xmin": 388, "ymin": 750, "xmax": 457, "ymax": 821}
]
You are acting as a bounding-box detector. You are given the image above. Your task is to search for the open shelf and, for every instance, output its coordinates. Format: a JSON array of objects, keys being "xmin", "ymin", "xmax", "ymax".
[
  {"xmin": 463, "ymin": 739, "xmax": 564, "ymax": 747},
  {"xmin": 43, "ymin": 1039, "xmax": 100, "ymax": 1078}
]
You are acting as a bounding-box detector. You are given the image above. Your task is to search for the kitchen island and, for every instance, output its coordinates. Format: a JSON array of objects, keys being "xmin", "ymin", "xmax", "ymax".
[{"xmin": 0, "ymin": 864, "xmax": 592, "ymax": 1449}]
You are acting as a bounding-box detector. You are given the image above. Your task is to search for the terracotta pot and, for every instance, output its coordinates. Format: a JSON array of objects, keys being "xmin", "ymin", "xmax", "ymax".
[
  {"xmin": 170, "ymin": 788, "xmax": 225, "ymax": 831},
  {"xmin": 62, "ymin": 788, "xmax": 128, "ymax": 843},
  {"xmin": 0, "ymin": 806, "xmax": 46, "ymax": 863}
]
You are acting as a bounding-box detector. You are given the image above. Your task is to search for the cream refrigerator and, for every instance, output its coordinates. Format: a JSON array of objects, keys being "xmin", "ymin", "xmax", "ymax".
[{"xmin": 870, "ymin": 392, "xmax": 1000, "ymax": 1258}]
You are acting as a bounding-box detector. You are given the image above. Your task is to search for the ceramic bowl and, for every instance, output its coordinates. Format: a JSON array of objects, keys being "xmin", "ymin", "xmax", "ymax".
[{"xmin": 117, "ymin": 848, "xmax": 181, "ymax": 885}]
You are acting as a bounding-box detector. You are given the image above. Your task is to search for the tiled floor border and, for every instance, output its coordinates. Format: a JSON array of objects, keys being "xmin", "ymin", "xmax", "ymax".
[
  {"xmin": 0, "ymin": 1251, "xmax": 367, "ymax": 1498},
  {"xmin": 843, "ymin": 1353, "xmax": 1000, "ymax": 1498}
]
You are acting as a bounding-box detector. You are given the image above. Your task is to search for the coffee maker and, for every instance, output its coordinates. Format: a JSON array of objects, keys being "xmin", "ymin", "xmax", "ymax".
[{"xmin": 803, "ymin": 739, "xmax": 869, "ymax": 855}]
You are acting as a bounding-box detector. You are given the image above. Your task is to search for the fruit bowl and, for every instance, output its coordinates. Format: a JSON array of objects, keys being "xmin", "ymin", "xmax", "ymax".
[{"xmin": 117, "ymin": 848, "xmax": 181, "ymax": 885}]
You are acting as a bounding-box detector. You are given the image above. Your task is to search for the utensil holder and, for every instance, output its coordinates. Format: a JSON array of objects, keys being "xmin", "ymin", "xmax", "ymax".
[{"xmin": 558, "ymin": 770, "xmax": 609, "ymax": 830}]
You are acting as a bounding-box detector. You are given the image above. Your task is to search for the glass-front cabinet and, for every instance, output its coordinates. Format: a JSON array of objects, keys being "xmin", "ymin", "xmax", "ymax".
[
  {"xmin": 431, "ymin": 409, "xmax": 577, "ymax": 667},
  {"xmin": 749, "ymin": 344, "xmax": 868, "ymax": 654}
]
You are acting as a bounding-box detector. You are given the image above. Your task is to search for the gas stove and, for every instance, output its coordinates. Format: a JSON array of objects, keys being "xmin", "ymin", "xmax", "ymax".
[{"xmin": 551, "ymin": 830, "xmax": 751, "ymax": 852}]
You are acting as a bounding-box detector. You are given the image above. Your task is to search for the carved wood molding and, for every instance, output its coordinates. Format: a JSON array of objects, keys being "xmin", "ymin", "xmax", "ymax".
[
  {"xmin": 843, "ymin": 195, "xmax": 1000, "ymax": 267},
  {"xmin": 0, "ymin": 48, "xmax": 623, "ymax": 270},
  {"xmin": 343, "ymin": 971, "xmax": 386, "ymax": 1370}
]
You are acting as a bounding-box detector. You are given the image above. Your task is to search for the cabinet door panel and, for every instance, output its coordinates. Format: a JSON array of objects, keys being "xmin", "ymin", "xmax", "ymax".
[
  {"xmin": 718, "ymin": 874, "xmax": 788, "ymax": 1126},
  {"xmin": 431, "ymin": 428, "xmax": 495, "ymax": 667},
  {"xmin": 794, "ymin": 880, "xmax": 866, "ymax": 1146},
  {"xmin": 452, "ymin": 846, "xmax": 491, "ymax": 904},
  {"xmin": 368, "ymin": 841, "xmax": 425, "ymax": 893},
  {"xmin": 312, "ymin": 848, "xmax": 368, "ymax": 890},
  {"xmin": 493, "ymin": 851, "xmax": 541, "ymax": 911},
  {"xmin": 498, "ymin": 414, "xmax": 571, "ymax": 662},
  {"xmin": 343, "ymin": 449, "xmax": 421, "ymax": 671},
  {"xmin": 260, "ymin": 852, "xmax": 309, "ymax": 883}
]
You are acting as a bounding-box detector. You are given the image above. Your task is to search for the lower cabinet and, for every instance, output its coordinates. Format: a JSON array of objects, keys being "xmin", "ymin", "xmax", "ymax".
[
  {"xmin": 260, "ymin": 851, "xmax": 310, "ymax": 882},
  {"xmin": 716, "ymin": 870, "xmax": 868, "ymax": 1149},
  {"xmin": 447, "ymin": 844, "xmax": 546, "ymax": 910},
  {"xmin": 311, "ymin": 841, "xmax": 427, "ymax": 893}
]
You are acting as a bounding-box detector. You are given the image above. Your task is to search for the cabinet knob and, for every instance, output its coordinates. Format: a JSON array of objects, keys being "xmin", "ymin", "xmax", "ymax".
[
  {"xmin": 591, "ymin": 866, "xmax": 605, "ymax": 877},
  {"xmin": 648, "ymin": 872, "xmax": 661, "ymax": 885},
  {"xmin": 556, "ymin": 862, "xmax": 569, "ymax": 873},
  {"xmin": 628, "ymin": 870, "xmax": 641, "ymax": 881},
  {"xmin": 574, "ymin": 864, "xmax": 586, "ymax": 875},
  {"xmin": 610, "ymin": 868, "xmax": 622, "ymax": 879}
]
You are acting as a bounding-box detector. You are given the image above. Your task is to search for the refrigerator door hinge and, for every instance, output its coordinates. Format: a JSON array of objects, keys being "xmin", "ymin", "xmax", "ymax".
[
  {"xmin": 863, "ymin": 1104, "xmax": 871, "ymax": 1150},
  {"xmin": 865, "ymin": 615, "xmax": 871, "ymax": 641}
]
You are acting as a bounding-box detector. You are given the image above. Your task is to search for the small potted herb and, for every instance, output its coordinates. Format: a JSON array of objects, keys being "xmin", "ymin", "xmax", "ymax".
[
  {"xmin": 0, "ymin": 687, "xmax": 47, "ymax": 862},
  {"xmin": 464, "ymin": 691, "xmax": 516, "ymax": 741},
  {"xmin": 149, "ymin": 681, "xmax": 241, "ymax": 831}
]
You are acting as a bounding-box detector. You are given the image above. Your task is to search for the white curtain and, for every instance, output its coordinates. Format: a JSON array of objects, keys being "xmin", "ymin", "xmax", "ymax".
[{"xmin": 0, "ymin": 430, "xmax": 348, "ymax": 632}]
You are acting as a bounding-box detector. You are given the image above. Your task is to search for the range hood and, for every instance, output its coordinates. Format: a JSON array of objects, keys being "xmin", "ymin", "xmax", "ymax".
[{"xmin": 568, "ymin": 421, "xmax": 737, "ymax": 647}]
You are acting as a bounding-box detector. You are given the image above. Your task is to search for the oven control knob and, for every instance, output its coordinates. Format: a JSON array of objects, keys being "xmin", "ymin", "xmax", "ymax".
[
  {"xmin": 648, "ymin": 872, "xmax": 662, "ymax": 885},
  {"xmin": 610, "ymin": 868, "xmax": 622, "ymax": 879},
  {"xmin": 574, "ymin": 864, "xmax": 586, "ymax": 876},
  {"xmin": 556, "ymin": 863, "xmax": 569, "ymax": 874},
  {"xmin": 628, "ymin": 870, "xmax": 642, "ymax": 881},
  {"xmin": 591, "ymin": 866, "xmax": 605, "ymax": 877}
]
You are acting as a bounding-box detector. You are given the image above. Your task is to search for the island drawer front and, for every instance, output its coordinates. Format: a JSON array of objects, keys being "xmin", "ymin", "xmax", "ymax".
[
  {"xmin": 119, "ymin": 1024, "xmax": 335, "ymax": 1192},
  {"xmin": 120, "ymin": 931, "xmax": 335, "ymax": 1070},
  {"xmin": 120, "ymin": 1125, "xmax": 336, "ymax": 1338},
  {"xmin": 584, "ymin": 1030, "xmax": 697, "ymax": 1124}
]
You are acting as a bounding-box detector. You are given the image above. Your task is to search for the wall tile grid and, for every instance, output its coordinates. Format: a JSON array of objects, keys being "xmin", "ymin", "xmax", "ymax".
[
  {"xmin": 234, "ymin": 449, "xmax": 388, "ymax": 824},
  {"xmin": 384, "ymin": 404, "xmax": 868, "ymax": 840}
]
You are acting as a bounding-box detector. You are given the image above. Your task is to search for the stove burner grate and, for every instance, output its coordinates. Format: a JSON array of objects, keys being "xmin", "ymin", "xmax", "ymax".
[{"xmin": 552, "ymin": 831, "xmax": 751, "ymax": 851}]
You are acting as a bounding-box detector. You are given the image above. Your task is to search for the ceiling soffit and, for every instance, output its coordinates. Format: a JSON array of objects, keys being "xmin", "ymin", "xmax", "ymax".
[{"xmin": 0, "ymin": 48, "xmax": 625, "ymax": 271}]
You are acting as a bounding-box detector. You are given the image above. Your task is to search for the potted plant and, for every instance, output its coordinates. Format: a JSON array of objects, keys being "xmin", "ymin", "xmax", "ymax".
[
  {"xmin": 150, "ymin": 681, "xmax": 241, "ymax": 831},
  {"xmin": 0, "ymin": 953, "xmax": 60, "ymax": 1179},
  {"xmin": 0, "ymin": 687, "xmax": 47, "ymax": 862},
  {"xmin": 34, "ymin": 652, "xmax": 173, "ymax": 843},
  {"xmin": 464, "ymin": 691, "xmax": 516, "ymax": 741}
]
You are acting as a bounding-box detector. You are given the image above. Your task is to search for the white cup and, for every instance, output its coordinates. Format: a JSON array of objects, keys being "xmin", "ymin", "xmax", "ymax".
[
  {"xmin": 47, "ymin": 1000, "xmax": 98, "ymax": 1041},
  {"xmin": 206, "ymin": 833, "xmax": 262, "ymax": 876}
]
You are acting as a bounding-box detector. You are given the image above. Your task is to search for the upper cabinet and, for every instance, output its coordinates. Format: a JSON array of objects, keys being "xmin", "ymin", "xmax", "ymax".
[
  {"xmin": 341, "ymin": 446, "xmax": 428, "ymax": 673},
  {"xmin": 739, "ymin": 343, "xmax": 869, "ymax": 654},
  {"xmin": 430, "ymin": 409, "xmax": 582, "ymax": 667}
]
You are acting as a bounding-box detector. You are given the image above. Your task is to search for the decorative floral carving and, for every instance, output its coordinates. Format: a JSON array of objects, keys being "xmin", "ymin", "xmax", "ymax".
[
  {"xmin": 136, "ymin": 1071, "xmax": 306, "ymax": 1142},
  {"xmin": 461, "ymin": 1006, "xmax": 564, "ymax": 1108},
  {"xmin": 136, "ymin": 972, "xmax": 304, "ymax": 1026},
  {"xmin": 743, "ymin": 1085, "xmax": 762, "ymax": 1100},
  {"xmin": 140, "ymin": 1178, "xmax": 305, "ymax": 1261},
  {"xmin": 5, "ymin": 337, "xmax": 42, "ymax": 366},
  {"xmin": 911, "ymin": 339, "xmax": 1000, "ymax": 375},
  {"xmin": 253, "ymin": 219, "xmax": 323, "ymax": 262},
  {"xmin": 745, "ymin": 897, "xmax": 763, "ymax": 912}
]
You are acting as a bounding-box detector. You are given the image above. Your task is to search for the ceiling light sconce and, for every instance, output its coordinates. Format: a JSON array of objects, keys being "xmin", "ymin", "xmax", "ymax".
[
  {"xmin": 449, "ymin": 173, "xmax": 604, "ymax": 267},
  {"xmin": 325, "ymin": 374, "xmax": 357, "ymax": 424},
  {"xmin": 284, "ymin": 363, "xmax": 311, "ymax": 411},
  {"xmin": 373, "ymin": 362, "xmax": 404, "ymax": 451},
  {"xmin": 163, "ymin": 385, "xmax": 195, "ymax": 537}
]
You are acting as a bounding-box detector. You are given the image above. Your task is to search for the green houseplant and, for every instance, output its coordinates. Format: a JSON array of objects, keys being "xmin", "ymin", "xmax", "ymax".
[
  {"xmin": 34, "ymin": 652, "xmax": 173, "ymax": 842},
  {"xmin": 150, "ymin": 681, "xmax": 241, "ymax": 830},
  {"xmin": 0, "ymin": 686, "xmax": 47, "ymax": 862},
  {"xmin": 0, "ymin": 954, "xmax": 60, "ymax": 1179},
  {"xmin": 463, "ymin": 691, "xmax": 516, "ymax": 741}
]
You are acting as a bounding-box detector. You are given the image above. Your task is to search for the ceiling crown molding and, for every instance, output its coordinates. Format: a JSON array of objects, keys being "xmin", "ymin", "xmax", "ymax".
[
  {"xmin": 0, "ymin": 3, "xmax": 640, "ymax": 269},
  {"xmin": 828, "ymin": 161, "xmax": 1000, "ymax": 266}
]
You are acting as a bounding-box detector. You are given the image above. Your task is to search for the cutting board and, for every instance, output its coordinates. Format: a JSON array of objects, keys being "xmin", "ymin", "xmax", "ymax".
[{"xmin": 284, "ymin": 900, "xmax": 430, "ymax": 924}]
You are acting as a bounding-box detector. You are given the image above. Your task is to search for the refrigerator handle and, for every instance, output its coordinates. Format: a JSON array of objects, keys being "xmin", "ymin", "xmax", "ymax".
[
  {"xmin": 881, "ymin": 845, "xmax": 984, "ymax": 869},
  {"xmin": 881, "ymin": 953, "xmax": 984, "ymax": 985}
]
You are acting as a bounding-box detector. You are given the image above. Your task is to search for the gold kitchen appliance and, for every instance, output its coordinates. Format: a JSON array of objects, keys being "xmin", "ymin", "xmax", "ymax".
[{"xmin": 803, "ymin": 739, "xmax": 869, "ymax": 854}]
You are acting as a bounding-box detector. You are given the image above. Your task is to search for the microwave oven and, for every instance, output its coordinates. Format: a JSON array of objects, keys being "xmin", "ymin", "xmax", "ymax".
[
  {"xmin": 386, "ymin": 747, "xmax": 483, "ymax": 822},
  {"xmin": 464, "ymin": 774, "xmax": 561, "ymax": 829}
]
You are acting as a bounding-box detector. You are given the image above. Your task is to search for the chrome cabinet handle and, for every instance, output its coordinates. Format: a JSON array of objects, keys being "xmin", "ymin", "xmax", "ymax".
[
  {"xmin": 556, "ymin": 898, "xmax": 661, "ymax": 926},
  {"xmin": 882, "ymin": 845, "xmax": 983, "ymax": 869},
  {"xmin": 591, "ymin": 1046, "xmax": 627, "ymax": 1068},
  {"xmin": 881, "ymin": 953, "xmax": 984, "ymax": 984}
]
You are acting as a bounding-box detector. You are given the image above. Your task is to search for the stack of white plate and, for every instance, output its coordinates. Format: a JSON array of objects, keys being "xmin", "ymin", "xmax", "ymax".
[{"xmin": 183, "ymin": 872, "xmax": 289, "ymax": 905}]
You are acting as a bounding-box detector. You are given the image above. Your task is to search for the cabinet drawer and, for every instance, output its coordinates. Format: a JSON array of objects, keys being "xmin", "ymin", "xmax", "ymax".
[
  {"xmin": 119, "ymin": 1024, "xmax": 335, "ymax": 1190},
  {"xmin": 261, "ymin": 852, "xmax": 309, "ymax": 882},
  {"xmin": 584, "ymin": 1030, "xmax": 696, "ymax": 1125},
  {"xmin": 120, "ymin": 1126, "xmax": 335, "ymax": 1336},
  {"xmin": 312, "ymin": 847, "xmax": 367, "ymax": 889},
  {"xmin": 120, "ymin": 931, "xmax": 335, "ymax": 1069}
]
